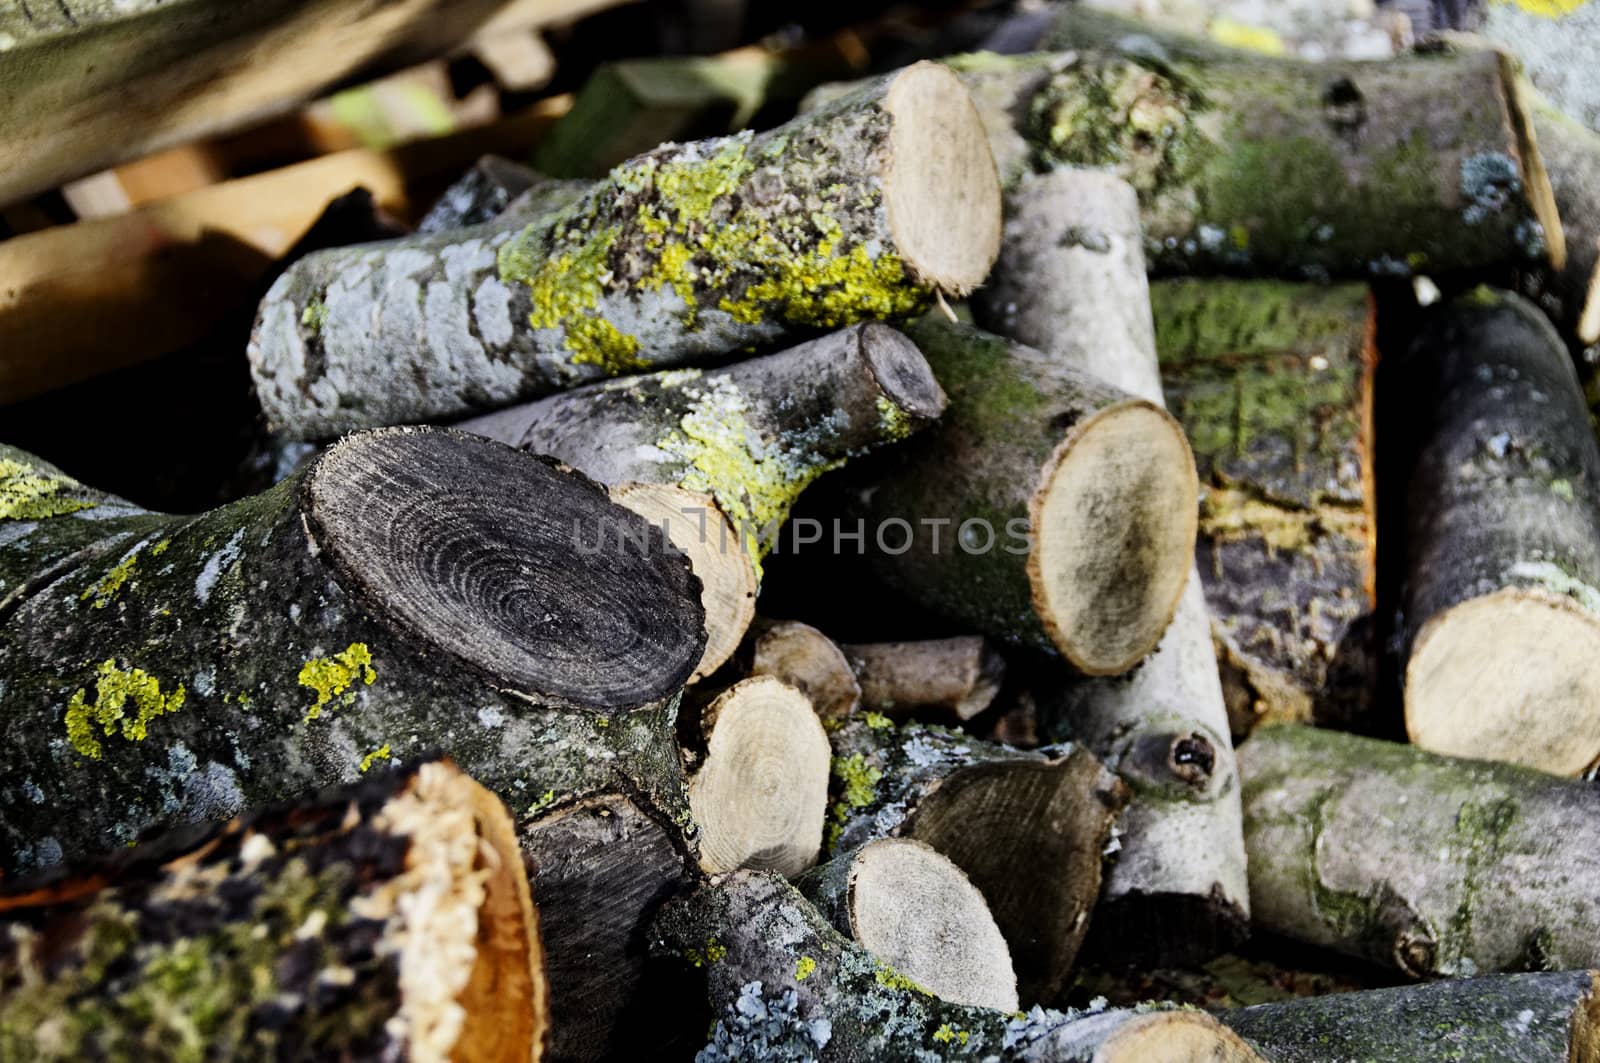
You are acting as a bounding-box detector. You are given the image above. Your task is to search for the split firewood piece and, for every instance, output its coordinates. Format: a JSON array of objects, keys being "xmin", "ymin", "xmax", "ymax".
[
  {"xmin": 1222, "ymin": 970, "xmax": 1600, "ymax": 1063},
  {"xmin": 1526, "ymin": 90, "xmax": 1600, "ymax": 347},
  {"xmin": 825, "ymin": 717, "xmax": 1126, "ymax": 1004},
  {"xmin": 1241, "ymin": 725, "xmax": 1600, "ymax": 978},
  {"xmin": 1399, "ymin": 288, "xmax": 1600, "ymax": 774},
  {"xmin": 0, "ymin": 427, "xmax": 705, "ymax": 873},
  {"xmin": 248, "ymin": 61, "xmax": 1002, "ymax": 439},
  {"xmin": 842, "ymin": 318, "xmax": 1198, "ymax": 675},
  {"xmin": 973, "ymin": 169, "xmax": 1247, "ymax": 967},
  {"xmin": 0, "ymin": 758, "xmax": 545, "ymax": 1062},
  {"xmin": 838, "ymin": 636, "xmax": 1005, "ymax": 722},
  {"xmin": 654, "ymin": 870, "xmax": 1265, "ymax": 1062},
  {"xmin": 796, "ymin": 837, "xmax": 1019, "ymax": 1011},
  {"xmin": 1149, "ymin": 277, "xmax": 1379, "ymax": 733},
  {"xmin": 460, "ymin": 323, "xmax": 947, "ymax": 679},
  {"xmin": 742, "ymin": 618, "xmax": 863, "ymax": 720},
  {"xmin": 417, "ymin": 154, "xmax": 547, "ymax": 234},
  {"xmin": 688, "ymin": 676, "xmax": 832, "ymax": 877}
]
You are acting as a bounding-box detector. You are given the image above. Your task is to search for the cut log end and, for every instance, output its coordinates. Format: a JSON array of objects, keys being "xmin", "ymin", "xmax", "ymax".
[
  {"xmin": 860, "ymin": 321, "xmax": 949, "ymax": 423},
  {"xmin": 881, "ymin": 61, "xmax": 1003, "ymax": 296},
  {"xmin": 303, "ymin": 427, "xmax": 706, "ymax": 712},
  {"xmin": 749, "ymin": 619, "xmax": 862, "ymax": 720},
  {"xmin": 1582, "ymin": 239, "xmax": 1600, "ymax": 345},
  {"xmin": 1030, "ymin": 401, "xmax": 1198, "ymax": 675},
  {"xmin": 1101, "ymin": 1011, "xmax": 1264, "ymax": 1063},
  {"xmin": 1086, "ymin": 887, "xmax": 1250, "ymax": 971},
  {"xmin": 690, "ymin": 676, "xmax": 831, "ymax": 877},
  {"xmin": 847, "ymin": 838, "xmax": 1018, "ymax": 1012},
  {"xmin": 1405, "ymin": 587, "xmax": 1600, "ymax": 776},
  {"xmin": 609, "ymin": 482, "xmax": 756, "ymax": 683}
]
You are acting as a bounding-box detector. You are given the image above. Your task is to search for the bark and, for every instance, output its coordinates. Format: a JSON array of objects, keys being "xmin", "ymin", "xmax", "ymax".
[
  {"xmin": 1399, "ymin": 288, "xmax": 1600, "ymax": 774},
  {"xmin": 838, "ymin": 636, "xmax": 1005, "ymax": 722},
  {"xmin": 1223, "ymin": 971, "xmax": 1600, "ymax": 1063},
  {"xmin": 1151, "ymin": 277, "xmax": 1378, "ymax": 733},
  {"xmin": 458, "ymin": 323, "xmax": 946, "ymax": 677},
  {"xmin": 1240, "ymin": 724, "xmax": 1600, "ymax": 978},
  {"xmin": 972, "ymin": 168, "xmax": 1248, "ymax": 967},
  {"xmin": 0, "ymin": 758, "xmax": 545, "ymax": 1062},
  {"xmin": 654, "ymin": 870, "xmax": 1264, "ymax": 1062},
  {"xmin": 0, "ymin": 428, "xmax": 704, "ymax": 873},
  {"xmin": 823, "ymin": 717, "xmax": 1127, "ymax": 1005},
  {"xmin": 248, "ymin": 62, "xmax": 1001, "ymax": 439},
  {"xmin": 417, "ymin": 155, "xmax": 548, "ymax": 235},
  {"xmin": 837, "ymin": 318, "xmax": 1199, "ymax": 676},
  {"xmin": 1527, "ymin": 90, "xmax": 1600, "ymax": 347},
  {"xmin": 795, "ymin": 837, "xmax": 1018, "ymax": 1012}
]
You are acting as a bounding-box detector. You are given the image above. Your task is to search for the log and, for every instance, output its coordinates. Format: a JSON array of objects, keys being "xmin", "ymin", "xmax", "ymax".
[
  {"xmin": 0, "ymin": 758, "xmax": 545, "ymax": 1061},
  {"xmin": 824, "ymin": 716, "xmax": 1127, "ymax": 1004},
  {"xmin": 459, "ymin": 323, "xmax": 946, "ymax": 678},
  {"xmin": 839, "ymin": 318, "xmax": 1199, "ymax": 675},
  {"xmin": 0, "ymin": 427, "xmax": 706, "ymax": 872},
  {"xmin": 1527, "ymin": 90, "xmax": 1600, "ymax": 346},
  {"xmin": 796, "ymin": 837, "xmax": 1018, "ymax": 1012},
  {"xmin": 745, "ymin": 619, "xmax": 862, "ymax": 721},
  {"xmin": 687, "ymin": 676, "xmax": 831, "ymax": 877},
  {"xmin": 838, "ymin": 636, "xmax": 1005, "ymax": 722},
  {"xmin": 417, "ymin": 155, "xmax": 546, "ymax": 234},
  {"xmin": 249, "ymin": 61, "xmax": 1002, "ymax": 439},
  {"xmin": 1223, "ymin": 971, "xmax": 1600, "ymax": 1063},
  {"xmin": 654, "ymin": 870, "xmax": 1265, "ymax": 1062},
  {"xmin": 1150, "ymin": 277, "xmax": 1378, "ymax": 733},
  {"xmin": 1399, "ymin": 288, "xmax": 1600, "ymax": 774},
  {"xmin": 1240, "ymin": 725, "xmax": 1600, "ymax": 978},
  {"xmin": 972, "ymin": 168, "xmax": 1247, "ymax": 967}
]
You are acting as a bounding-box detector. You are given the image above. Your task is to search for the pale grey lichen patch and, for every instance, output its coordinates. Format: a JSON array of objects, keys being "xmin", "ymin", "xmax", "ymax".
[
  {"xmin": 195, "ymin": 528, "xmax": 246, "ymax": 603},
  {"xmin": 473, "ymin": 276, "xmax": 516, "ymax": 349},
  {"xmin": 1460, "ymin": 152, "xmax": 1522, "ymax": 226},
  {"xmin": 440, "ymin": 239, "xmax": 495, "ymax": 284},
  {"xmin": 698, "ymin": 981, "xmax": 832, "ymax": 1063},
  {"xmin": 477, "ymin": 705, "xmax": 505, "ymax": 728},
  {"xmin": 1506, "ymin": 560, "xmax": 1600, "ymax": 614}
]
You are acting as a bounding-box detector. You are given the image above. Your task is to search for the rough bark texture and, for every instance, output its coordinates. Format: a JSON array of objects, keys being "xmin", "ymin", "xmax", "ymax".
[
  {"xmin": 417, "ymin": 155, "xmax": 548, "ymax": 235},
  {"xmin": 0, "ymin": 758, "xmax": 546, "ymax": 1062},
  {"xmin": 1223, "ymin": 970, "xmax": 1600, "ymax": 1063},
  {"xmin": 838, "ymin": 636, "xmax": 1005, "ymax": 722},
  {"xmin": 249, "ymin": 62, "xmax": 1001, "ymax": 439},
  {"xmin": 972, "ymin": 169, "xmax": 1248, "ymax": 967},
  {"xmin": 1151, "ymin": 278, "xmax": 1378, "ymax": 733},
  {"xmin": 1240, "ymin": 725, "xmax": 1600, "ymax": 978},
  {"xmin": 836, "ymin": 318, "xmax": 1198, "ymax": 675},
  {"xmin": 1399, "ymin": 288, "xmax": 1600, "ymax": 774},
  {"xmin": 654, "ymin": 871, "xmax": 1264, "ymax": 1062},
  {"xmin": 823, "ymin": 717, "xmax": 1127, "ymax": 1005},
  {"xmin": 0, "ymin": 428, "xmax": 703, "ymax": 873},
  {"xmin": 1527, "ymin": 90, "xmax": 1600, "ymax": 347}
]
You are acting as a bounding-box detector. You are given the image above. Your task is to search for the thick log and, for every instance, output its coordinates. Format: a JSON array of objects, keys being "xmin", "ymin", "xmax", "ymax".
[
  {"xmin": 1399, "ymin": 288, "xmax": 1600, "ymax": 774},
  {"xmin": 249, "ymin": 62, "xmax": 1002, "ymax": 439},
  {"xmin": 0, "ymin": 758, "xmax": 545, "ymax": 1061},
  {"xmin": 825, "ymin": 717, "xmax": 1126, "ymax": 1005},
  {"xmin": 973, "ymin": 169, "xmax": 1247, "ymax": 967},
  {"xmin": 1241, "ymin": 725, "xmax": 1600, "ymax": 978},
  {"xmin": 1223, "ymin": 970, "xmax": 1600, "ymax": 1063},
  {"xmin": 796, "ymin": 837, "xmax": 1018, "ymax": 1012},
  {"xmin": 0, "ymin": 427, "xmax": 705, "ymax": 872},
  {"xmin": 1527, "ymin": 90, "xmax": 1600, "ymax": 346},
  {"xmin": 688, "ymin": 676, "xmax": 831, "ymax": 877},
  {"xmin": 460, "ymin": 323, "xmax": 946, "ymax": 678},
  {"xmin": 744, "ymin": 619, "xmax": 863, "ymax": 721},
  {"xmin": 838, "ymin": 636, "xmax": 1005, "ymax": 722},
  {"xmin": 839, "ymin": 318, "xmax": 1199, "ymax": 675},
  {"xmin": 655, "ymin": 870, "xmax": 1264, "ymax": 1062},
  {"xmin": 1151, "ymin": 277, "xmax": 1378, "ymax": 733}
]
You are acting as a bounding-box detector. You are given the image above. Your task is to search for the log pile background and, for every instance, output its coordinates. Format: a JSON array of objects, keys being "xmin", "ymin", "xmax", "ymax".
[{"xmin": 5, "ymin": 0, "xmax": 1600, "ymax": 1061}]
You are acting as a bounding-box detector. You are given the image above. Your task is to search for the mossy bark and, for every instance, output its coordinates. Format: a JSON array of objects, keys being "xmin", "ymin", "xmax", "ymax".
[
  {"xmin": 1222, "ymin": 970, "xmax": 1600, "ymax": 1063},
  {"xmin": 823, "ymin": 717, "xmax": 1126, "ymax": 1005},
  {"xmin": 0, "ymin": 758, "xmax": 545, "ymax": 1062},
  {"xmin": 0, "ymin": 431, "xmax": 701, "ymax": 874},
  {"xmin": 653, "ymin": 870, "xmax": 1263, "ymax": 1062},
  {"xmin": 249, "ymin": 65, "xmax": 990, "ymax": 439},
  {"xmin": 1151, "ymin": 278, "xmax": 1378, "ymax": 733},
  {"xmin": 1240, "ymin": 725, "xmax": 1600, "ymax": 978}
]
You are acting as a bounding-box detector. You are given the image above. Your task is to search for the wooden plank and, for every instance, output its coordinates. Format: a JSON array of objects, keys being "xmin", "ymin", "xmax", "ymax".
[
  {"xmin": 0, "ymin": 0, "xmax": 629, "ymax": 205},
  {"xmin": 0, "ymin": 97, "xmax": 570, "ymax": 406}
]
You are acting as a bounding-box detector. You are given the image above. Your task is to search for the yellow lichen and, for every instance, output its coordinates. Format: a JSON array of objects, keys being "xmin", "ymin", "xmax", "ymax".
[
  {"xmin": 683, "ymin": 937, "xmax": 727, "ymax": 967},
  {"xmin": 358, "ymin": 744, "xmax": 392, "ymax": 773},
  {"xmin": 1199, "ymin": 485, "xmax": 1366, "ymax": 556},
  {"xmin": 933, "ymin": 1024, "xmax": 970, "ymax": 1046},
  {"xmin": 874, "ymin": 963, "xmax": 931, "ymax": 995},
  {"xmin": 825, "ymin": 752, "xmax": 884, "ymax": 851},
  {"xmin": 0, "ymin": 458, "xmax": 95, "ymax": 521},
  {"xmin": 65, "ymin": 660, "xmax": 187, "ymax": 760},
  {"xmin": 1208, "ymin": 18, "xmax": 1285, "ymax": 55},
  {"xmin": 150, "ymin": 539, "xmax": 171, "ymax": 557},
  {"xmin": 1490, "ymin": 0, "xmax": 1587, "ymax": 15},
  {"xmin": 298, "ymin": 643, "xmax": 377, "ymax": 722},
  {"xmin": 862, "ymin": 711, "xmax": 893, "ymax": 731},
  {"xmin": 795, "ymin": 956, "xmax": 817, "ymax": 981},
  {"xmin": 79, "ymin": 550, "xmax": 141, "ymax": 610}
]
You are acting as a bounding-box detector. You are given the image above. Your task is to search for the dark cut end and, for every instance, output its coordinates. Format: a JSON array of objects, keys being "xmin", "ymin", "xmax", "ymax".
[
  {"xmin": 1081, "ymin": 886, "xmax": 1250, "ymax": 970},
  {"xmin": 860, "ymin": 322, "xmax": 948, "ymax": 423},
  {"xmin": 304, "ymin": 426, "xmax": 706, "ymax": 712}
]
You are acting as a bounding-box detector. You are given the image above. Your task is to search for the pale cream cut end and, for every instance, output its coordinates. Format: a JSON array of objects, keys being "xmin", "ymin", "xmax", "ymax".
[
  {"xmin": 1405, "ymin": 587, "xmax": 1600, "ymax": 776},
  {"xmin": 881, "ymin": 61, "xmax": 1003, "ymax": 296},
  {"xmin": 1579, "ymin": 238, "xmax": 1600, "ymax": 345},
  {"xmin": 1028, "ymin": 401, "xmax": 1198, "ymax": 675},
  {"xmin": 611, "ymin": 482, "xmax": 756, "ymax": 682},
  {"xmin": 1569, "ymin": 972, "xmax": 1600, "ymax": 1063},
  {"xmin": 690, "ymin": 676, "xmax": 831, "ymax": 877},
  {"xmin": 846, "ymin": 838, "xmax": 1018, "ymax": 1012},
  {"xmin": 1096, "ymin": 1012, "xmax": 1264, "ymax": 1063}
]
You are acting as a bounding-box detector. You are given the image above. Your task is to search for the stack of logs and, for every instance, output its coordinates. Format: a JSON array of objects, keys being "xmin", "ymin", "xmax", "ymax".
[{"xmin": 5, "ymin": 5, "xmax": 1600, "ymax": 1062}]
